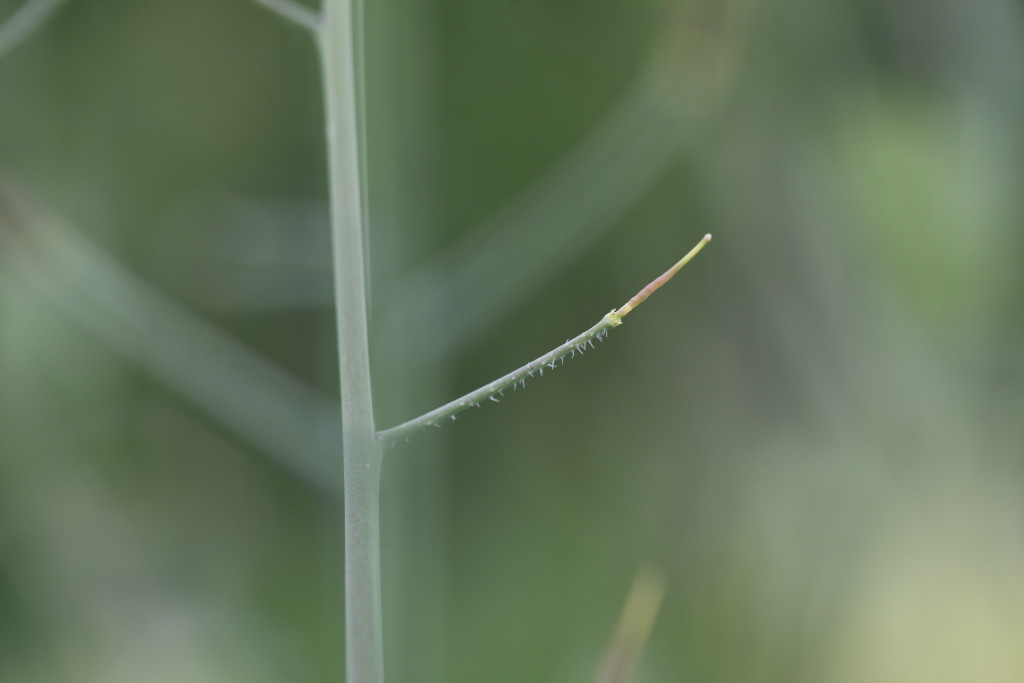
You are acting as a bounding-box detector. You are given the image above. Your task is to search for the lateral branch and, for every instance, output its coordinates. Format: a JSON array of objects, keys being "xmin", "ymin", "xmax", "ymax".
[{"xmin": 377, "ymin": 234, "xmax": 711, "ymax": 445}]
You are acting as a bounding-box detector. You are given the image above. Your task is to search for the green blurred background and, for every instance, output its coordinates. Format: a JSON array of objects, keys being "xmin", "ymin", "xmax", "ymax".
[{"xmin": 3, "ymin": 0, "xmax": 1024, "ymax": 681}]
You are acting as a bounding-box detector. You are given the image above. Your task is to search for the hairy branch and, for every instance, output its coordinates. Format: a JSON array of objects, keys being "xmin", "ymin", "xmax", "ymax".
[{"xmin": 378, "ymin": 234, "xmax": 712, "ymax": 445}]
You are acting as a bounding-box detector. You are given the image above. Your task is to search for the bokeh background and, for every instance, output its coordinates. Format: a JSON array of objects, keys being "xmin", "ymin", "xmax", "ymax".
[{"xmin": 3, "ymin": 0, "xmax": 1024, "ymax": 681}]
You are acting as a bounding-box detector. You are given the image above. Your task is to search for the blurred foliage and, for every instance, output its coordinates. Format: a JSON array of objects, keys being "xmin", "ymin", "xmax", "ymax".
[{"xmin": 3, "ymin": 0, "xmax": 1024, "ymax": 682}]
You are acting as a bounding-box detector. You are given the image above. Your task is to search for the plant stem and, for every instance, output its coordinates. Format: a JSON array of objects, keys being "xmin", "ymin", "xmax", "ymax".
[
  {"xmin": 319, "ymin": 2, "xmax": 384, "ymax": 682},
  {"xmin": 0, "ymin": 185, "xmax": 341, "ymax": 492},
  {"xmin": 592, "ymin": 565, "xmax": 668, "ymax": 683},
  {"xmin": 378, "ymin": 313, "xmax": 621, "ymax": 445},
  {"xmin": 378, "ymin": 234, "xmax": 712, "ymax": 446},
  {"xmin": 0, "ymin": 0, "xmax": 65, "ymax": 59},
  {"xmin": 617, "ymin": 233, "xmax": 711, "ymax": 315},
  {"xmin": 250, "ymin": 0, "xmax": 321, "ymax": 31}
]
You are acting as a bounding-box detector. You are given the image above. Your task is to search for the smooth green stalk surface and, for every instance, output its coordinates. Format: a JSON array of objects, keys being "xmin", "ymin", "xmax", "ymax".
[
  {"xmin": 319, "ymin": 2, "xmax": 384, "ymax": 682},
  {"xmin": 379, "ymin": 234, "xmax": 711, "ymax": 445}
]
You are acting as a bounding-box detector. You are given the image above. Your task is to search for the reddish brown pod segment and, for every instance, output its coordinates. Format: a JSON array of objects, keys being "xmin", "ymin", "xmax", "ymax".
[{"xmin": 616, "ymin": 234, "xmax": 712, "ymax": 317}]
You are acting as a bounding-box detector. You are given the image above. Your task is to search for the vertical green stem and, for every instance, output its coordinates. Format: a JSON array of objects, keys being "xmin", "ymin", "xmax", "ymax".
[{"xmin": 318, "ymin": 2, "xmax": 384, "ymax": 682}]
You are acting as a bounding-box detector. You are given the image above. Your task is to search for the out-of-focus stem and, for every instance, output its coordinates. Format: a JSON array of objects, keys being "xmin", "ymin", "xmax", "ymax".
[
  {"xmin": 592, "ymin": 566, "xmax": 668, "ymax": 683},
  {"xmin": 250, "ymin": 0, "xmax": 321, "ymax": 31},
  {"xmin": 0, "ymin": 0, "xmax": 65, "ymax": 59}
]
